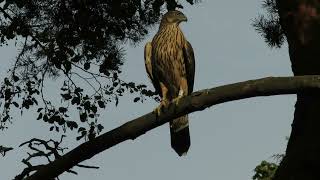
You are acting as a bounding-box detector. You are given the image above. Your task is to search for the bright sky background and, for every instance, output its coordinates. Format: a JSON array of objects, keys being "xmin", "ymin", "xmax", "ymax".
[{"xmin": 0, "ymin": 0, "xmax": 295, "ymax": 179}]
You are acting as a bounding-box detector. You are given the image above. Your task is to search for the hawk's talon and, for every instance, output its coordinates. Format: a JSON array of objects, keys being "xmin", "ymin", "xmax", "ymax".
[
  {"xmin": 154, "ymin": 99, "xmax": 169, "ymax": 117},
  {"xmin": 178, "ymin": 89, "xmax": 184, "ymax": 96},
  {"xmin": 173, "ymin": 89, "xmax": 185, "ymax": 106},
  {"xmin": 173, "ymin": 95, "xmax": 183, "ymax": 107}
]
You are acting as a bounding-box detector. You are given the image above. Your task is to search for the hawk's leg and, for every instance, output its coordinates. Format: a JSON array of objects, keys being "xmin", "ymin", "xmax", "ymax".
[
  {"xmin": 154, "ymin": 82, "xmax": 169, "ymax": 116},
  {"xmin": 173, "ymin": 77, "xmax": 188, "ymax": 106}
]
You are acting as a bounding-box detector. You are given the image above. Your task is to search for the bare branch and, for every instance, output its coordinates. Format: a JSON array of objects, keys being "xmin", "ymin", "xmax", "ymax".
[
  {"xmin": 17, "ymin": 136, "xmax": 67, "ymax": 179},
  {"xmin": 14, "ymin": 165, "xmax": 45, "ymax": 180},
  {"xmin": 0, "ymin": 145, "xmax": 13, "ymax": 156},
  {"xmin": 76, "ymin": 164, "xmax": 99, "ymax": 169},
  {"xmin": 22, "ymin": 75, "xmax": 320, "ymax": 179}
]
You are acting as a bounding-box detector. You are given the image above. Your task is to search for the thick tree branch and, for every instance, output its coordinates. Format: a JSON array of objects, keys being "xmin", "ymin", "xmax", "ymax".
[{"xmin": 25, "ymin": 75, "xmax": 320, "ymax": 180}]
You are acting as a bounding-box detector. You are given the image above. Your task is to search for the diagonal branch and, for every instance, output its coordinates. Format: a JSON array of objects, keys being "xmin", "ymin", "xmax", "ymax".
[{"xmin": 25, "ymin": 75, "xmax": 320, "ymax": 180}]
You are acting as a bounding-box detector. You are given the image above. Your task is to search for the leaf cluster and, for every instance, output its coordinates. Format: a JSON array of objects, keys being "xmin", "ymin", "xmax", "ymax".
[
  {"xmin": 252, "ymin": 160, "xmax": 278, "ymax": 180},
  {"xmin": 0, "ymin": 0, "xmax": 196, "ymax": 177},
  {"xmin": 252, "ymin": 0, "xmax": 285, "ymax": 48}
]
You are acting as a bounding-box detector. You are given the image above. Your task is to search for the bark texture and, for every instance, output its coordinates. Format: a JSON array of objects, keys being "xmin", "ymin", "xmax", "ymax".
[
  {"xmin": 23, "ymin": 76, "xmax": 320, "ymax": 180},
  {"xmin": 274, "ymin": 1, "xmax": 320, "ymax": 179}
]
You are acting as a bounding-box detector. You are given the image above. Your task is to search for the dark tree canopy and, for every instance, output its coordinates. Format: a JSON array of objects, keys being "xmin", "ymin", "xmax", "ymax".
[
  {"xmin": 0, "ymin": 0, "xmax": 197, "ymax": 130},
  {"xmin": 0, "ymin": 0, "xmax": 197, "ymax": 178}
]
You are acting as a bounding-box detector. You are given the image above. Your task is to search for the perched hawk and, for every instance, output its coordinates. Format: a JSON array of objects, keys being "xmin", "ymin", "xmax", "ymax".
[{"xmin": 144, "ymin": 10, "xmax": 195, "ymax": 156}]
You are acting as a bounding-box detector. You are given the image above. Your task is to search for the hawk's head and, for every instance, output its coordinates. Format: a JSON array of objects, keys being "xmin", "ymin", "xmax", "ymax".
[{"xmin": 161, "ymin": 10, "xmax": 188, "ymax": 25}]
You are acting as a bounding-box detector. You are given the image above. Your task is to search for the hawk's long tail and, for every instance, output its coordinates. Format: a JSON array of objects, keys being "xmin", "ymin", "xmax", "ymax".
[{"xmin": 170, "ymin": 115, "xmax": 190, "ymax": 156}]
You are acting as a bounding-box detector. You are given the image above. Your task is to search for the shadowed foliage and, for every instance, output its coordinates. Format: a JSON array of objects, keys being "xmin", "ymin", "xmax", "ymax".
[
  {"xmin": 0, "ymin": 0, "xmax": 198, "ymax": 132},
  {"xmin": 253, "ymin": 161, "xmax": 278, "ymax": 180},
  {"xmin": 252, "ymin": 0, "xmax": 285, "ymax": 48},
  {"xmin": 0, "ymin": 0, "xmax": 198, "ymax": 178}
]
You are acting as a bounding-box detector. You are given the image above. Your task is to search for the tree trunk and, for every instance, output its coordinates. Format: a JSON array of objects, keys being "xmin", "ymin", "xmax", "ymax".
[{"xmin": 274, "ymin": 1, "xmax": 320, "ymax": 179}]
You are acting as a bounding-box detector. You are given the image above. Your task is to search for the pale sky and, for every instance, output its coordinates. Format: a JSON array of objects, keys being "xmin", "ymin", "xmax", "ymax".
[{"xmin": 0, "ymin": 1, "xmax": 295, "ymax": 179}]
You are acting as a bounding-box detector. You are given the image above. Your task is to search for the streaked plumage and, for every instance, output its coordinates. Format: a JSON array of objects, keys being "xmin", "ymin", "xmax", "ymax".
[{"xmin": 144, "ymin": 10, "xmax": 195, "ymax": 156}]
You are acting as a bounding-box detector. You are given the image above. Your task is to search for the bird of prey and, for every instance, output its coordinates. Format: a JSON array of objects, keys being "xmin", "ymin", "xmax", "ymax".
[{"xmin": 144, "ymin": 10, "xmax": 195, "ymax": 156}]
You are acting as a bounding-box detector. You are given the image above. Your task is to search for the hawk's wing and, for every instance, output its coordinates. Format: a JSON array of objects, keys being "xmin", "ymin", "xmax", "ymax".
[
  {"xmin": 144, "ymin": 42, "xmax": 160, "ymax": 95},
  {"xmin": 183, "ymin": 41, "xmax": 195, "ymax": 93}
]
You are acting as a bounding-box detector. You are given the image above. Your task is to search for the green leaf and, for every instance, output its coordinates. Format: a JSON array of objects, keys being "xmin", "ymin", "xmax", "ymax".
[
  {"xmin": 76, "ymin": 136, "xmax": 82, "ymax": 141},
  {"xmin": 133, "ymin": 97, "xmax": 140, "ymax": 102},
  {"xmin": 66, "ymin": 121, "xmax": 78, "ymax": 130},
  {"xmin": 94, "ymin": 95, "xmax": 102, "ymax": 100},
  {"xmin": 83, "ymin": 101, "xmax": 91, "ymax": 110},
  {"xmin": 75, "ymin": 87, "xmax": 83, "ymax": 93},
  {"xmin": 71, "ymin": 97, "xmax": 80, "ymax": 105},
  {"xmin": 90, "ymin": 105, "xmax": 97, "ymax": 113},
  {"xmin": 61, "ymin": 93, "xmax": 72, "ymax": 100},
  {"xmin": 97, "ymin": 124, "xmax": 104, "ymax": 132},
  {"xmin": 3, "ymin": 115, "xmax": 9, "ymax": 122},
  {"xmin": 78, "ymin": 127, "xmax": 86, "ymax": 132},
  {"xmin": 12, "ymin": 75, "xmax": 19, "ymax": 82},
  {"xmin": 36, "ymin": 113, "xmax": 43, "ymax": 120},
  {"xmin": 4, "ymin": 89, "xmax": 12, "ymax": 101},
  {"xmin": 98, "ymin": 100, "xmax": 105, "ymax": 108},
  {"xmin": 59, "ymin": 107, "xmax": 68, "ymax": 113},
  {"xmin": 43, "ymin": 114, "xmax": 48, "ymax": 122},
  {"xmin": 84, "ymin": 62, "xmax": 90, "ymax": 70},
  {"xmin": 80, "ymin": 112, "xmax": 87, "ymax": 122},
  {"xmin": 56, "ymin": 117, "xmax": 65, "ymax": 125}
]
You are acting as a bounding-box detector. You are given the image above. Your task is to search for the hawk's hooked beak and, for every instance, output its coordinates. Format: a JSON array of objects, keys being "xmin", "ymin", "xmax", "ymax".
[{"xmin": 180, "ymin": 16, "xmax": 188, "ymax": 22}]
